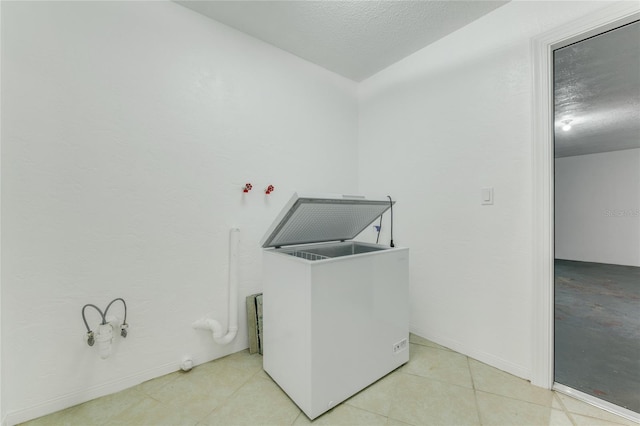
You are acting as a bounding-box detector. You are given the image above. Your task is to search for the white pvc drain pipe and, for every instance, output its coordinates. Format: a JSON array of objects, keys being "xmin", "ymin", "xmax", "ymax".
[{"xmin": 193, "ymin": 227, "xmax": 239, "ymax": 345}]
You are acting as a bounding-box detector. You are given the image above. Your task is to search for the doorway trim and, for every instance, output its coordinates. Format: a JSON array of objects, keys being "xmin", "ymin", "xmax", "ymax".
[{"xmin": 531, "ymin": 0, "xmax": 640, "ymax": 391}]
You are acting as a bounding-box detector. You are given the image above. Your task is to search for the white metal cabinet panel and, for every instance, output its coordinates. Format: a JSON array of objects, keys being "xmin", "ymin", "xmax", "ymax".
[
  {"xmin": 262, "ymin": 250, "xmax": 312, "ymax": 412},
  {"xmin": 262, "ymin": 242, "xmax": 409, "ymax": 420},
  {"xmin": 309, "ymin": 248, "xmax": 409, "ymax": 417}
]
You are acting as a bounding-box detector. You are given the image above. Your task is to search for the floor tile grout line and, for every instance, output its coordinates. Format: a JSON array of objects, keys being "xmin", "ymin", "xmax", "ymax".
[
  {"xmin": 134, "ymin": 366, "xmax": 239, "ymax": 426},
  {"xmin": 141, "ymin": 367, "xmax": 228, "ymax": 424},
  {"xmin": 195, "ymin": 368, "xmax": 302, "ymax": 426},
  {"xmin": 155, "ymin": 355, "xmax": 265, "ymax": 425},
  {"xmin": 291, "ymin": 411, "xmax": 304, "ymax": 425},
  {"xmin": 409, "ymin": 340, "xmax": 453, "ymax": 353},
  {"xmin": 328, "ymin": 402, "xmax": 392, "ymax": 424},
  {"xmin": 137, "ymin": 371, "xmax": 182, "ymax": 397},
  {"xmin": 472, "ymin": 388, "xmax": 557, "ymax": 410},
  {"xmin": 467, "ymin": 356, "xmax": 477, "ymax": 391},
  {"xmin": 553, "ymin": 392, "xmax": 579, "ymax": 426},
  {"xmin": 253, "ymin": 368, "xmax": 307, "ymax": 425},
  {"xmin": 385, "ymin": 410, "xmax": 420, "ymax": 426},
  {"xmin": 400, "ymin": 370, "xmax": 474, "ymax": 391},
  {"xmin": 467, "ymin": 356, "xmax": 484, "ymax": 426},
  {"xmin": 341, "ymin": 400, "xmax": 389, "ymax": 419},
  {"xmin": 195, "ymin": 364, "xmax": 270, "ymax": 424},
  {"xmin": 554, "ymin": 392, "xmax": 636, "ymax": 426},
  {"xmin": 74, "ymin": 387, "xmax": 151, "ymax": 426},
  {"xmin": 342, "ymin": 375, "xmax": 403, "ymax": 421},
  {"xmin": 466, "ymin": 360, "xmax": 560, "ymax": 411}
]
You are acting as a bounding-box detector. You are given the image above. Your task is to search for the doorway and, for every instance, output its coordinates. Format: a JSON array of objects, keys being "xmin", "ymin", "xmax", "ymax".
[
  {"xmin": 532, "ymin": 3, "xmax": 640, "ymax": 422},
  {"xmin": 553, "ymin": 20, "xmax": 639, "ymax": 414}
]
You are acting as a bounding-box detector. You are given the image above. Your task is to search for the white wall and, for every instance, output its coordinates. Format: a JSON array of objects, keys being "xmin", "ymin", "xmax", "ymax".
[
  {"xmin": 2, "ymin": 0, "xmax": 630, "ymax": 422},
  {"xmin": 555, "ymin": 149, "xmax": 640, "ymax": 267},
  {"xmin": 0, "ymin": 1, "xmax": 3, "ymax": 422},
  {"xmin": 0, "ymin": 1, "xmax": 357, "ymax": 423},
  {"xmin": 358, "ymin": 1, "xmax": 609, "ymax": 379}
]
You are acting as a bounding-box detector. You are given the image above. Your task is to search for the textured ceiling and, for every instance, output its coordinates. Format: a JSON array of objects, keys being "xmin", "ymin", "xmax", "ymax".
[
  {"xmin": 554, "ymin": 20, "xmax": 640, "ymax": 158},
  {"xmin": 175, "ymin": 1, "xmax": 638, "ymax": 159},
  {"xmin": 175, "ymin": 0, "xmax": 509, "ymax": 81}
]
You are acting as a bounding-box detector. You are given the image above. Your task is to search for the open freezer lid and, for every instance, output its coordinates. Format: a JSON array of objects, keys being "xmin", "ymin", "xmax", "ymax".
[{"xmin": 261, "ymin": 193, "xmax": 393, "ymax": 248}]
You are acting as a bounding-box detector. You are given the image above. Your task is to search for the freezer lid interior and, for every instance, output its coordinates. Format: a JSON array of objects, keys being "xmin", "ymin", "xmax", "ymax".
[{"xmin": 261, "ymin": 193, "xmax": 393, "ymax": 248}]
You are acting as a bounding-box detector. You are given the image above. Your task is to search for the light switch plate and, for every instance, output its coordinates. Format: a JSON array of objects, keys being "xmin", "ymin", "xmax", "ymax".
[{"xmin": 482, "ymin": 187, "xmax": 493, "ymax": 205}]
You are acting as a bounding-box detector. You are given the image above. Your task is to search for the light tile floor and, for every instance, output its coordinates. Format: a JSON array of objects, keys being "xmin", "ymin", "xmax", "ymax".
[{"xmin": 21, "ymin": 334, "xmax": 636, "ymax": 426}]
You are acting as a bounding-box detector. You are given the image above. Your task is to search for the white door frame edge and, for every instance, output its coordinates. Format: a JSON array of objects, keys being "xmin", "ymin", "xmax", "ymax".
[{"xmin": 530, "ymin": 1, "xmax": 640, "ymax": 389}]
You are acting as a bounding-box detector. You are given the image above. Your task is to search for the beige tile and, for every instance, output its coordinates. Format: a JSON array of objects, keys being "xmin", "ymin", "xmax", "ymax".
[
  {"xmin": 135, "ymin": 370, "xmax": 181, "ymax": 395},
  {"xmin": 385, "ymin": 418, "xmax": 413, "ymax": 426},
  {"xmin": 293, "ymin": 404, "xmax": 387, "ymax": 425},
  {"xmin": 18, "ymin": 406, "xmax": 82, "ymax": 426},
  {"xmin": 476, "ymin": 391, "xmax": 556, "ymax": 426},
  {"xmin": 387, "ymin": 373, "xmax": 480, "ymax": 426},
  {"xmin": 135, "ymin": 361, "xmax": 254, "ymax": 425},
  {"xmin": 24, "ymin": 348, "xmax": 640, "ymax": 426},
  {"xmin": 291, "ymin": 413, "xmax": 308, "ymax": 424},
  {"xmin": 549, "ymin": 409, "xmax": 574, "ymax": 426},
  {"xmin": 402, "ymin": 343, "xmax": 473, "ymax": 388},
  {"xmin": 468, "ymin": 358, "xmax": 554, "ymax": 407},
  {"xmin": 56, "ymin": 386, "xmax": 147, "ymax": 426},
  {"xmin": 345, "ymin": 370, "xmax": 402, "ymax": 416},
  {"xmin": 556, "ymin": 394, "xmax": 637, "ymax": 426},
  {"xmin": 146, "ymin": 360, "xmax": 254, "ymax": 410},
  {"xmin": 254, "ymin": 368, "xmax": 271, "ymax": 380},
  {"xmin": 409, "ymin": 333, "xmax": 451, "ymax": 351},
  {"xmin": 199, "ymin": 376, "xmax": 300, "ymax": 425},
  {"xmin": 200, "ymin": 350, "xmax": 263, "ymax": 376},
  {"xmin": 571, "ymin": 413, "xmax": 636, "ymax": 426},
  {"xmin": 552, "ymin": 393, "xmax": 565, "ymax": 411},
  {"xmin": 105, "ymin": 396, "xmax": 206, "ymax": 426},
  {"xmin": 136, "ymin": 371, "xmax": 224, "ymax": 421}
]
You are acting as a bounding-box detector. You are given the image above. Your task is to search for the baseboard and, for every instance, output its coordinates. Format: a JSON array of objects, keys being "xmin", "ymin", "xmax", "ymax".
[{"xmin": 409, "ymin": 325, "xmax": 531, "ymax": 381}]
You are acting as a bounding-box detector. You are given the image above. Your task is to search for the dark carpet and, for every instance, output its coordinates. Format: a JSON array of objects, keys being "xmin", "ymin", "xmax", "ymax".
[{"xmin": 555, "ymin": 259, "xmax": 640, "ymax": 412}]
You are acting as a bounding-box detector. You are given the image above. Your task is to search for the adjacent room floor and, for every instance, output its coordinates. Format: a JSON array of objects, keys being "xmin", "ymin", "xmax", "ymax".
[
  {"xmin": 555, "ymin": 259, "xmax": 640, "ymax": 413},
  {"xmin": 21, "ymin": 334, "xmax": 635, "ymax": 426}
]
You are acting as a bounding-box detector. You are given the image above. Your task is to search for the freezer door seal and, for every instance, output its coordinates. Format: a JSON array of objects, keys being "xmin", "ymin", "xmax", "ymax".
[{"xmin": 261, "ymin": 193, "xmax": 393, "ymax": 248}]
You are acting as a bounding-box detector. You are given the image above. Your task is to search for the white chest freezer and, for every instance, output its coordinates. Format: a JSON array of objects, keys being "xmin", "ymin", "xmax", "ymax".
[{"xmin": 261, "ymin": 193, "xmax": 409, "ymax": 420}]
